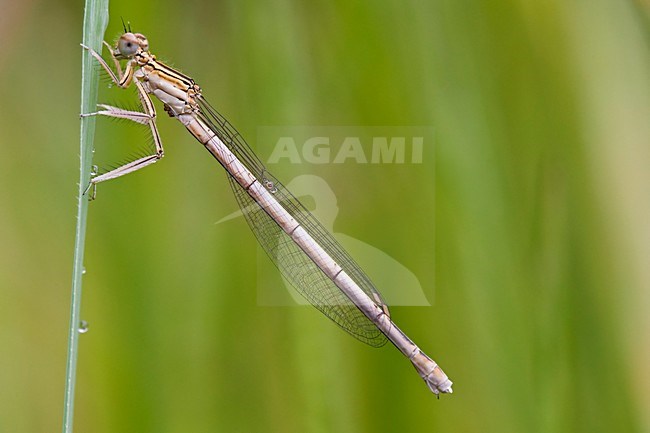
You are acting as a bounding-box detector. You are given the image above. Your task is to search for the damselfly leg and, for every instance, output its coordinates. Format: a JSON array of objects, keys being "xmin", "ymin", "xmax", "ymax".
[{"xmin": 80, "ymin": 43, "xmax": 164, "ymax": 199}]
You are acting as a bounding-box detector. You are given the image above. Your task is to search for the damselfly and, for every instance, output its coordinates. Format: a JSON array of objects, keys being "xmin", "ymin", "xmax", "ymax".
[{"xmin": 81, "ymin": 29, "xmax": 453, "ymax": 396}]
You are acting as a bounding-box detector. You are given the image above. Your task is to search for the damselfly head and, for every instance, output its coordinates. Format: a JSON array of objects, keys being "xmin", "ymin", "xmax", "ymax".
[{"xmin": 114, "ymin": 32, "xmax": 149, "ymax": 59}]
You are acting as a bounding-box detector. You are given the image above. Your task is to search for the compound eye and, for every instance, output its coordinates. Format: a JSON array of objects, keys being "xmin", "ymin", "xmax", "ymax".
[
  {"xmin": 117, "ymin": 34, "xmax": 139, "ymax": 57},
  {"xmin": 134, "ymin": 33, "xmax": 149, "ymax": 51}
]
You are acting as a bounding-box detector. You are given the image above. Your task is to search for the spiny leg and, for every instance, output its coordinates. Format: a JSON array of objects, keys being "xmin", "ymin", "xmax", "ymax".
[
  {"xmin": 81, "ymin": 80, "xmax": 164, "ymax": 199},
  {"xmin": 102, "ymin": 41, "xmax": 124, "ymax": 78},
  {"xmin": 81, "ymin": 42, "xmax": 135, "ymax": 87}
]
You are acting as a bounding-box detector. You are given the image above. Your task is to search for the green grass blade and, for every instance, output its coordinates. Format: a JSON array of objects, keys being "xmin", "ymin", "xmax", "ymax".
[{"xmin": 62, "ymin": 1, "xmax": 108, "ymax": 432}]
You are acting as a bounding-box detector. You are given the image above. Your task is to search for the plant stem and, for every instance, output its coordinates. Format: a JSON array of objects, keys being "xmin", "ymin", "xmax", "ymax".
[{"xmin": 62, "ymin": 2, "xmax": 108, "ymax": 432}]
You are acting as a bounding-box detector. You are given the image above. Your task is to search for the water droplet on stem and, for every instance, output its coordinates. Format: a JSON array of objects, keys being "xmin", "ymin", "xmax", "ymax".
[{"xmin": 78, "ymin": 320, "xmax": 89, "ymax": 334}]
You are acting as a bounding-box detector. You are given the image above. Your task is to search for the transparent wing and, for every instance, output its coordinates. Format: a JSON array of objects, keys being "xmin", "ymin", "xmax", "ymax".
[{"xmin": 197, "ymin": 96, "xmax": 388, "ymax": 347}]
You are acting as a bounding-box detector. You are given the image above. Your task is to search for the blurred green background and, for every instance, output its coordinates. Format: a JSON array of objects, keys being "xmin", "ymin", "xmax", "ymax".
[{"xmin": 1, "ymin": 0, "xmax": 649, "ymax": 432}]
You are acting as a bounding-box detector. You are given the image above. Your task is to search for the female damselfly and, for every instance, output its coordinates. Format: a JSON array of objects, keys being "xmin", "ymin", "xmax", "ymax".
[{"xmin": 81, "ymin": 29, "xmax": 453, "ymax": 396}]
